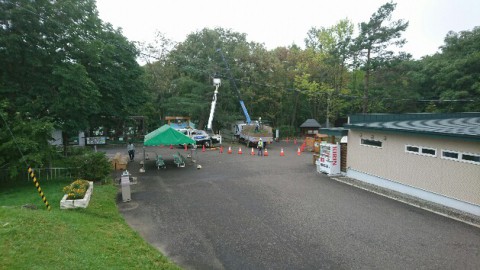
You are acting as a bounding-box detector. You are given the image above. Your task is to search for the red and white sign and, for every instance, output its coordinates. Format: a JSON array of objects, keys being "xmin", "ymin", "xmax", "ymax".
[{"xmin": 318, "ymin": 143, "xmax": 341, "ymax": 175}]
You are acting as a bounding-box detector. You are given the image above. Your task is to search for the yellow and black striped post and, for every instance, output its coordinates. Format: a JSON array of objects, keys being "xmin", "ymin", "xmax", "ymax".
[{"xmin": 27, "ymin": 167, "xmax": 51, "ymax": 211}]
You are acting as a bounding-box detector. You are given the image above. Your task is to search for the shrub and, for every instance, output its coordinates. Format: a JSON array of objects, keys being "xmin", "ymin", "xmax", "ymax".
[
  {"xmin": 70, "ymin": 152, "xmax": 111, "ymax": 182},
  {"xmin": 63, "ymin": 179, "xmax": 90, "ymax": 199},
  {"xmin": 277, "ymin": 125, "xmax": 297, "ymax": 138}
]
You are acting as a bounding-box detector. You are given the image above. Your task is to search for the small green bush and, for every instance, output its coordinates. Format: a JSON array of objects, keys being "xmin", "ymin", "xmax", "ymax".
[{"xmin": 70, "ymin": 152, "xmax": 111, "ymax": 182}]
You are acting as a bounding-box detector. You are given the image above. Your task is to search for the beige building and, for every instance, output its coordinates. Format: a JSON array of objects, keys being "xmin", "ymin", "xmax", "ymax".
[{"xmin": 343, "ymin": 113, "xmax": 480, "ymax": 216}]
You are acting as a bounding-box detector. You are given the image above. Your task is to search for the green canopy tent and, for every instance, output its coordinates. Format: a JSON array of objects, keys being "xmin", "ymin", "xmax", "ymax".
[
  {"xmin": 144, "ymin": 124, "xmax": 195, "ymax": 146},
  {"xmin": 141, "ymin": 125, "xmax": 196, "ymax": 171}
]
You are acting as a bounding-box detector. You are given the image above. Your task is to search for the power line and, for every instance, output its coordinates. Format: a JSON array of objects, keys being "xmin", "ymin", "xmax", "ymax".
[{"xmin": 179, "ymin": 64, "xmax": 479, "ymax": 103}]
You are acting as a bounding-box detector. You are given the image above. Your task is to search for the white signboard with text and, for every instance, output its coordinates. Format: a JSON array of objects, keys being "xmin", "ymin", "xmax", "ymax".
[{"xmin": 318, "ymin": 142, "xmax": 341, "ymax": 175}]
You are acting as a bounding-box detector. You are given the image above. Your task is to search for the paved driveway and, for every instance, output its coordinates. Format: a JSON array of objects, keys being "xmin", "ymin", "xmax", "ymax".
[{"xmin": 113, "ymin": 142, "xmax": 480, "ymax": 270}]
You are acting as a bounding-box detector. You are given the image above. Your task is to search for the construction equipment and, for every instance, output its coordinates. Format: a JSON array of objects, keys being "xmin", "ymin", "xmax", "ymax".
[
  {"xmin": 206, "ymin": 78, "xmax": 222, "ymax": 144},
  {"xmin": 216, "ymin": 49, "xmax": 251, "ymax": 124},
  {"xmin": 207, "ymin": 78, "xmax": 221, "ymax": 130},
  {"xmin": 217, "ymin": 48, "xmax": 273, "ymax": 147}
]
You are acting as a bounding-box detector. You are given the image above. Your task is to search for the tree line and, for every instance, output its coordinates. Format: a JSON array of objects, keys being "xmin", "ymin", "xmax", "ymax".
[
  {"xmin": 139, "ymin": 1, "xmax": 479, "ymax": 131},
  {"xmin": 1, "ymin": 0, "xmax": 479, "ymax": 172}
]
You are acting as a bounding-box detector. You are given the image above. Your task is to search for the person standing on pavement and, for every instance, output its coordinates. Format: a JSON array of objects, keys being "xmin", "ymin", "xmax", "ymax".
[
  {"xmin": 127, "ymin": 141, "xmax": 135, "ymax": 161},
  {"xmin": 257, "ymin": 138, "xmax": 264, "ymax": 156}
]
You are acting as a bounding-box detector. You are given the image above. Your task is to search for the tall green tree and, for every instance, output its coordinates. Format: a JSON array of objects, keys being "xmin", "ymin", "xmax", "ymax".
[
  {"xmin": 368, "ymin": 53, "xmax": 422, "ymax": 113},
  {"xmin": 354, "ymin": 1, "xmax": 408, "ymax": 113},
  {"xmin": 271, "ymin": 45, "xmax": 305, "ymax": 128},
  {"xmin": 0, "ymin": 0, "xmax": 146, "ymax": 151},
  {"xmin": 85, "ymin": 23, "xmax": 147, "ymax": 137},
  {"xmin": 159, "ymin": 28, "xmax": 274, "ymax": 130},
  {"xmin": 304, "ymin": 19, "xmax": 355, "ymax": 125},
  {"xmin": 416, "ymin": 27, "xmax": 480, "ymax": 112},
  {"xmin": 138, "ymin": 32, "xmax": 176, "ymax": 130},
  {"xmin": 0, "ymin": 101, "xmax": 55, "ymax": 178}
]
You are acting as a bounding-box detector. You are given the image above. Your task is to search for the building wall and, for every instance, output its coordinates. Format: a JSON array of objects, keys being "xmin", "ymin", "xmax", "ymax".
[{"xmin": 347, "ymin": 130, "xmax": 480, "ymax": 206}]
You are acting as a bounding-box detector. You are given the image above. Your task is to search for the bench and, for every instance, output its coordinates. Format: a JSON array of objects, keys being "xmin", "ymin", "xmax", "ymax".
[
  {"xmin": 156, "ymin": 155, "xmax": 166, "ymax": 169},
  {"xmin": 173, "ymin": 152, "xmax": 187, "ymax": 167}
]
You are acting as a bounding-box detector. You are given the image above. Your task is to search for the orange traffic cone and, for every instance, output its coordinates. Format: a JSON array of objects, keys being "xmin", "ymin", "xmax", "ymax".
[
  {"xmin": 251, "ymin": 147, "xmax": 255, "ymax": 155},
  {"xmin": 264, "ymin": 148, "xmax": 269, "ymax": 156},
  {"xmin": 170, "ymin": 144, "xmax": 173, "ymax": 149},
  {"xmin": 202, "ymin": 145, "xmax": 206, "ymax": 152},
  {"xmin": 238, "ymin": 147, "xmax": 243, "ymax": 155},
  {"xmin": 184, "ymin": 144, "xmax": 187, "ymax": 152},
  {"xmin": 228, "ymin": 146, "xmax": 232, "ymax": 154},
  {"xmin": 286, "ymin": 137, "xmax": 289, "ymax": 143},
  {"xmin": 220, "ymin": 146, "xmax": 224, "ymax": 153},
  {"xmin": 297, "ymin": 147, "xmax": 301, "ymax": 156},
  {"xmin": 294, "ymin": 138, "xmax": 297, "ymax": 144},
  {"xmin": 280, "ymin": 148, "xmax": 285, "ymax": 156}
]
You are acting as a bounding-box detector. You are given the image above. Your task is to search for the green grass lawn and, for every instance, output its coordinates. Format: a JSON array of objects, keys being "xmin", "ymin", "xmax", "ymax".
[{"xmin": 0, "ymin": 179, "xmax": 181, "ymax": 270}]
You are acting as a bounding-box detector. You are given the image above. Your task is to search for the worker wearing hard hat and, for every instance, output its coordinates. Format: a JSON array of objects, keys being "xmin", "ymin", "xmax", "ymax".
[{"xmin": 257, "ymin": 138, "xmax": 264, "ymax": 156}]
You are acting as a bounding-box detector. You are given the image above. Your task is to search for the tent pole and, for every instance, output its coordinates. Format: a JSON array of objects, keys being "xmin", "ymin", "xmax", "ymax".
[{"xmin": 143, "ymin": 146, "xmax": 146, "ymax": 172}]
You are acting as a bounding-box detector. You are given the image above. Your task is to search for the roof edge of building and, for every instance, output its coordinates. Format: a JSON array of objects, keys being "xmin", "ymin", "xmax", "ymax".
[
  {"xmin": 349, "ymin": 112, "xmax": 480, "ymax": 124},
  {"xmin": 345, "ymin": 124, "xmax": 480, "ymax": 142}
]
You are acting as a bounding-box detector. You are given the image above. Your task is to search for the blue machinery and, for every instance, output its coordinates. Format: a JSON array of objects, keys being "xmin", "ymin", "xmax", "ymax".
[{"xmin": 216, "ymin": 48, "xmax": 252, "ymax": 124}]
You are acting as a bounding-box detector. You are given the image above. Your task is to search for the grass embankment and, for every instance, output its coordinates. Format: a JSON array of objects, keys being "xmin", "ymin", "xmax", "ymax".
[{"xmin": 0, "ymin": 180, "xmax": 180, "ymax": 270}]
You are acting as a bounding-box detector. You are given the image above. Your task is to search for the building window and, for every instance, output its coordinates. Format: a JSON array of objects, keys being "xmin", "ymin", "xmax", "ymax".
[
  {"xmin": 442, "ymin": 150, "xmax": 459, "ymax": 160},
  {"xmin": 421, "ymin": 148, "xmax": 436, "ymax": 156},
  {"xmin": 462, "ymin": 153, "xmax": 480, "ymax": 164},
  {"xmin": 405, "ymin": 145, "xmax": 419, "ymax": 153},
  {"xmin": 405, "ymin": 145, "xmax": 436, "ymax": 157},
  {"xmin": 361, "ymin": 138, "xmax": 382, "ymax": 148},
  {"xmin": 441, "ymin": 150, "xmax": 480, "ymax": 165}
]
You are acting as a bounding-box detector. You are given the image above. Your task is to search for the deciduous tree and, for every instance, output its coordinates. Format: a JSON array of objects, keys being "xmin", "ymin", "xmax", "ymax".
[{"xmin": 354, "ymin": 1, "xmax": 408, "ymax": 113}]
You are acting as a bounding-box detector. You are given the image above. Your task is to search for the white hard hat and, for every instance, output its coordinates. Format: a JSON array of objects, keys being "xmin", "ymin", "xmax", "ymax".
[{"xmin": 259, "ymin": 138, "xmax": 262, "ymax": 140}]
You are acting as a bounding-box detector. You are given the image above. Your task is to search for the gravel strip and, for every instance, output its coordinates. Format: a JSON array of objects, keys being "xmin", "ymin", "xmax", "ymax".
[{"xmin": 331, "ymin": 175, "xmax": 480, "ymax": 228}]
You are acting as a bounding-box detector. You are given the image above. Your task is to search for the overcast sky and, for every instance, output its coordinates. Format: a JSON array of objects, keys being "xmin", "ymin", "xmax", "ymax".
[{"xmin": 96, "ymin": 0, "xmax": 480, "ymax": 59}]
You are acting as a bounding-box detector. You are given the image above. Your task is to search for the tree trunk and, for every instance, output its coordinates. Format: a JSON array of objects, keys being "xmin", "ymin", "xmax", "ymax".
[
  {"xmin": 290, "ymin": 92, "xmax": 299, "ymax": 127},
  {"xmin": 363, "ymin": 48, "xmax": 371, "ymax": 113},
  {"xmin": 62, "ymin": 131, "xmax": 68, "ymax": 157}
]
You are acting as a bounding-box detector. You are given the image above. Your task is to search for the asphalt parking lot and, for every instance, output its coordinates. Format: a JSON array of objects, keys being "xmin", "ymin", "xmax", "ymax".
[{"xmin": 109, "ymin": 142, "xmax": 480, "ymax": 270}]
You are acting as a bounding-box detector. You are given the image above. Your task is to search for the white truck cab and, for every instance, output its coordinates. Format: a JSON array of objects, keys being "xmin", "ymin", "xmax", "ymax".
[{"xmin": 178, "ymin": 128, "xmax": 213, "ymax": 147}]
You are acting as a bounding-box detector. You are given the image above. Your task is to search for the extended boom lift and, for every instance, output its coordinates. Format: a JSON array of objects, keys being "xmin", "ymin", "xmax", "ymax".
[
  {"xmin": 207, "ymin": 78, "xmax": 221, "ymax": 131},
  {"xmin": 216, "ymin": 48, "xmax": 273, "ymax": 146},
  {"xmin": 216, "ymin": 48, "xmax": 252, "ymax": 124}
]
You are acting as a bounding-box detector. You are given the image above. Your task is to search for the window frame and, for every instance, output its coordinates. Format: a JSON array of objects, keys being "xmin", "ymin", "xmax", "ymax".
[
  {"xmin": 421, "ymin": 147, "xmax": 437, "ymax": 156},
  {"xmin": 441, "ymin": 149, "xmax": 460, "ymax": 161},
  {"xmin": 405, "ymin": 145, "xmax": 437, "ymax": 157},
  {"xmin": 441, "ymin": 149, "xmax": 480, "ymax": 165},
  {"xmin": 360, "ymin": 138, "xmax": 383, "ymax": 148},
  {"xmin": 405, "ymin": 145, "xmax": 420, "ymax": 154},
  {"xmin": 460, "ymin": 152, "xmax": 480, "ymax": 165}
]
